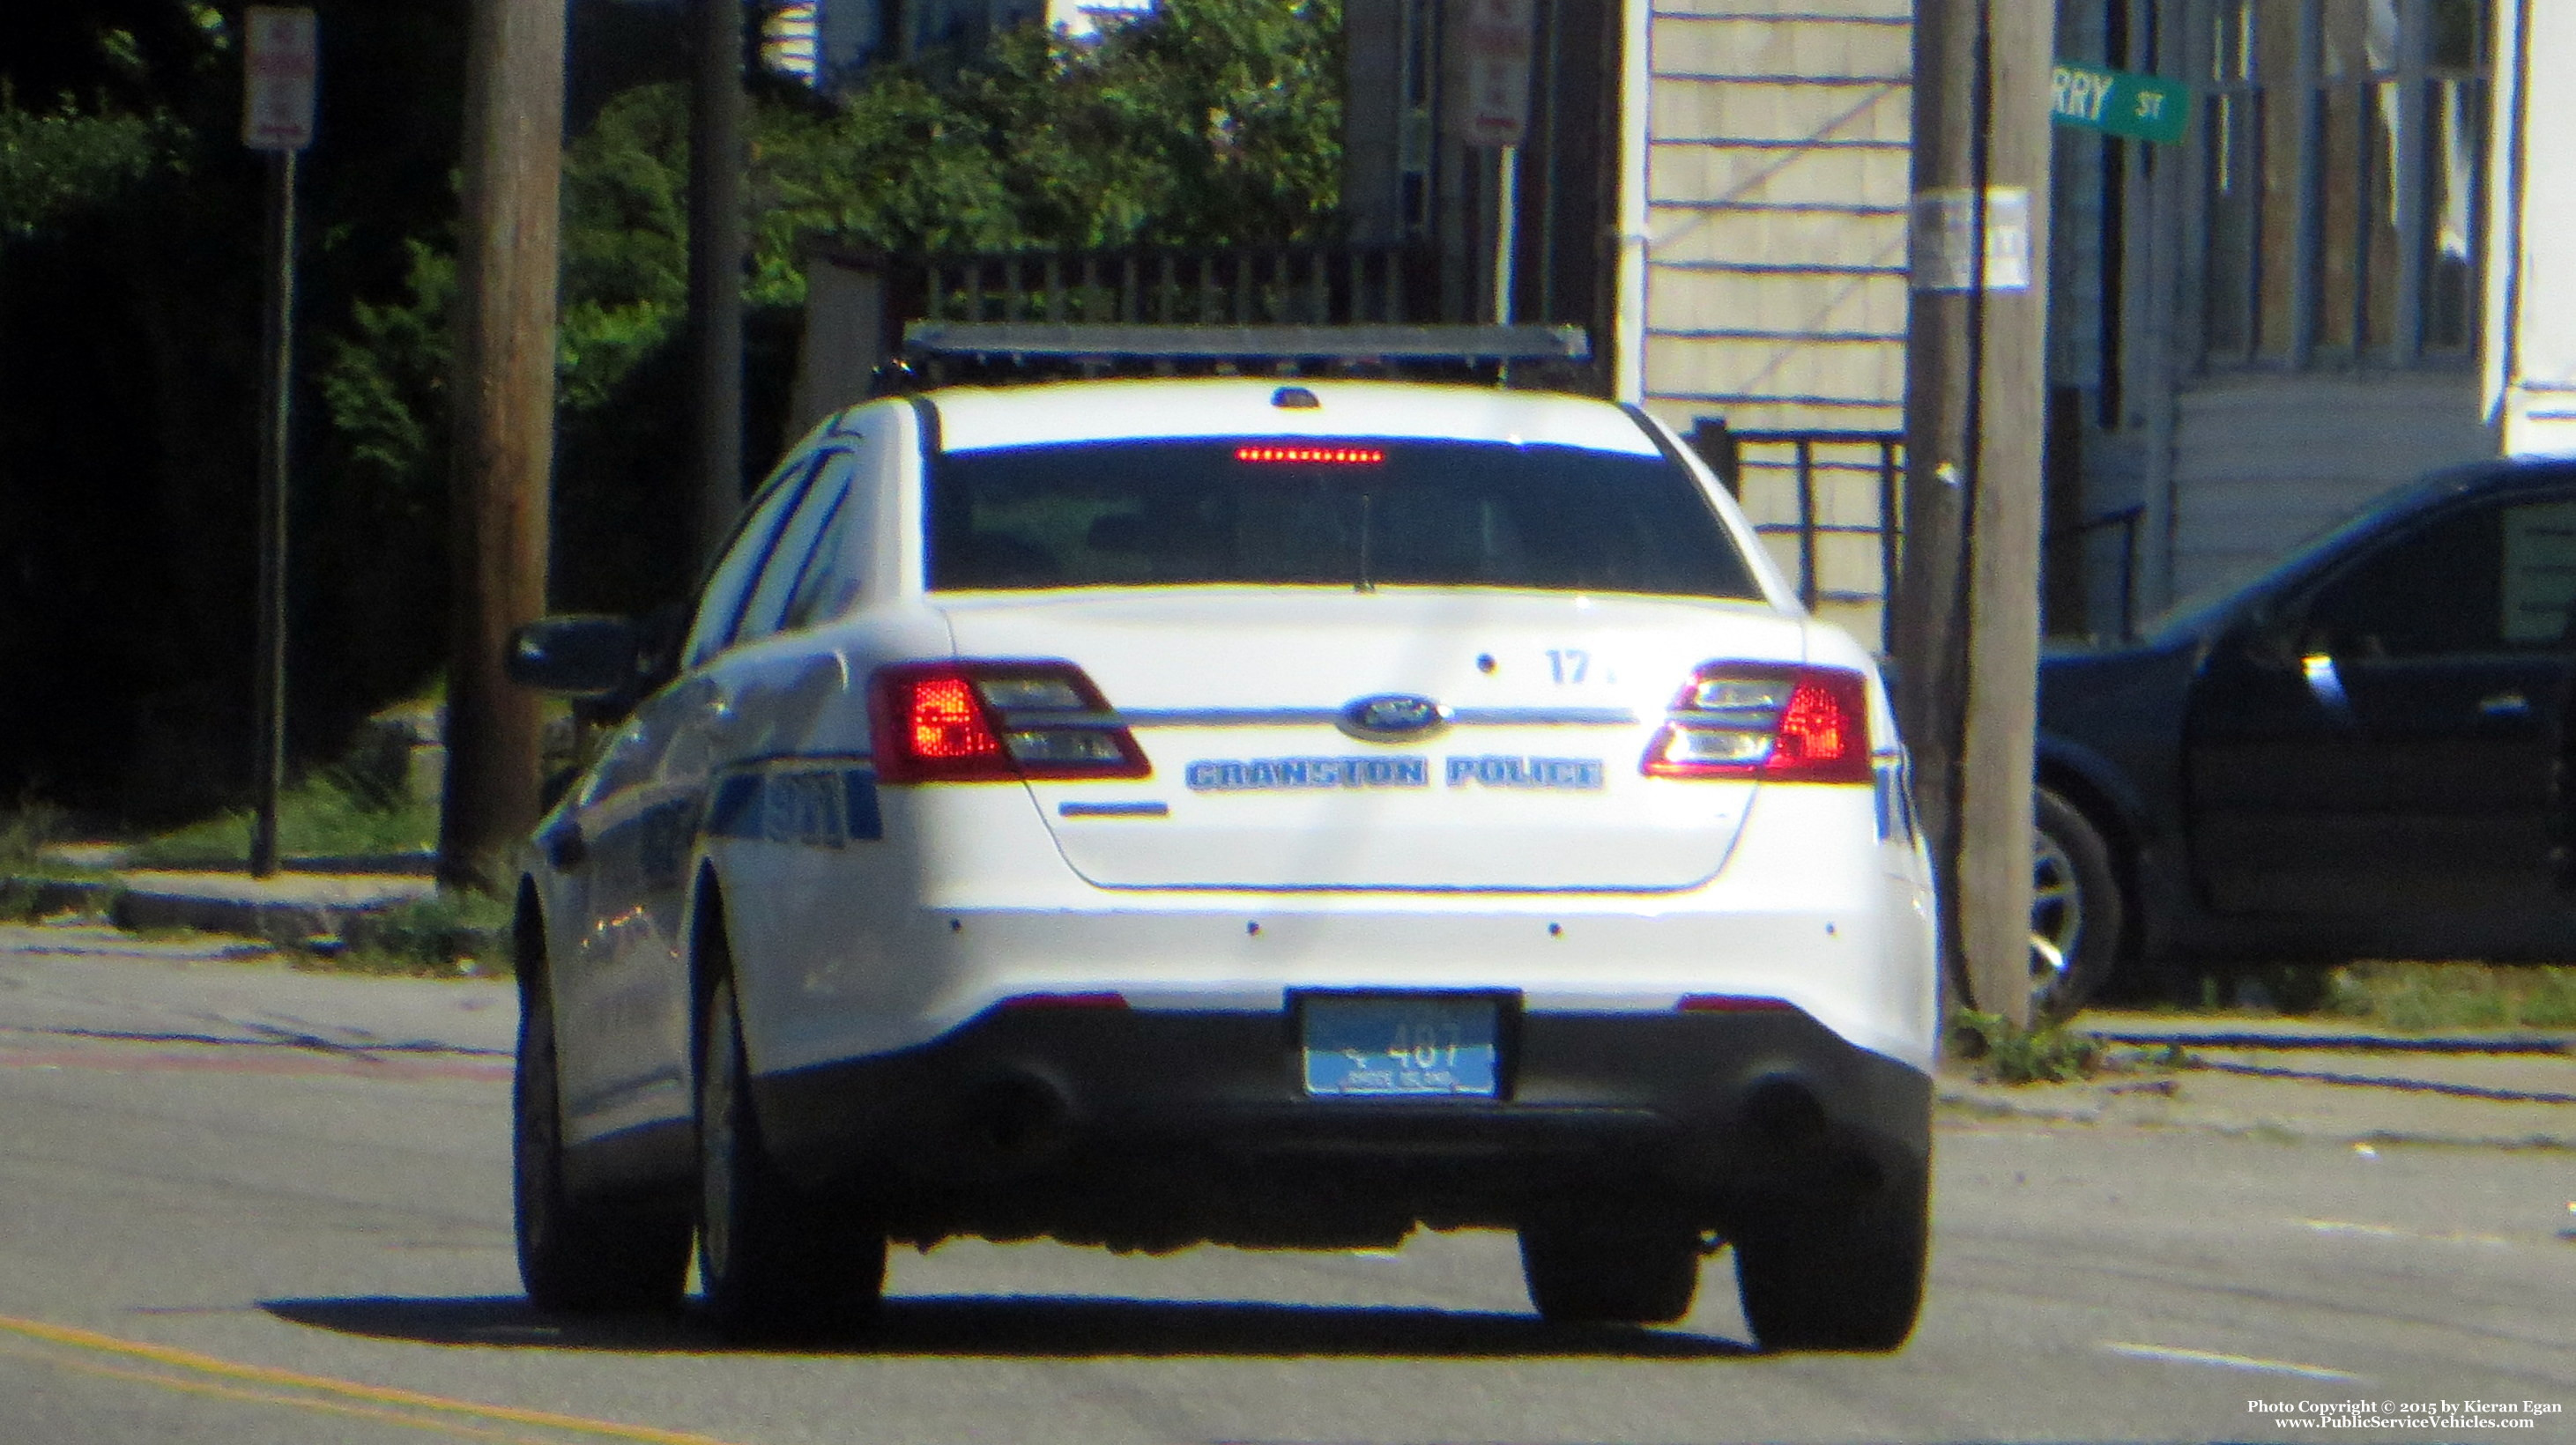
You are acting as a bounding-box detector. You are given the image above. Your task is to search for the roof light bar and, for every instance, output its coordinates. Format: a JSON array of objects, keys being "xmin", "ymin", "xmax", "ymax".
[{"xmin": 901, "ymin": 322, "xmax": 1591, "ymax": 363}]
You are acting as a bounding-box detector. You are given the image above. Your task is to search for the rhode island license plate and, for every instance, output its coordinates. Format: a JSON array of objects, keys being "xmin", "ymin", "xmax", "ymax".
[{"xmin": 1300, "ymin": 995, "xmax": 1501, "ymax": 1098}]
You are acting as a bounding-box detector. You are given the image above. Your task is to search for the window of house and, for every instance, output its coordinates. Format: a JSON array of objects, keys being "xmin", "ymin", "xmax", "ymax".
[{"xmin": 2201, "ymin": 0, "xmax": 2488, "ymax": 369}]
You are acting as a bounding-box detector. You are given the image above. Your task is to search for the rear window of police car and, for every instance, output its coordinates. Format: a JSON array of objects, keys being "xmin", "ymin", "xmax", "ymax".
[{"xmin": 927, "ymin": 438, "xmax": 1763, "ymax": 598}]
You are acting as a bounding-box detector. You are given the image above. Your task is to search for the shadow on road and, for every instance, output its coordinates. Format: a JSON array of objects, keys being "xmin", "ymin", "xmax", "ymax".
[{"xmin": 261, "ymin": 1293, "xmax": 1756, "ymax": 1360}]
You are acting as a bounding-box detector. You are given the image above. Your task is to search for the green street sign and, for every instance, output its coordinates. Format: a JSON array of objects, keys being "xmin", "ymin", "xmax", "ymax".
[{"xmin": 2052, "ymin": 61, "xmax": 2192, "ymax": 145}]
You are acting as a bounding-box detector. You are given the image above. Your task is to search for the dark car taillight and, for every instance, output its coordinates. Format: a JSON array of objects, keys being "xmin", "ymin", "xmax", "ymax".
[
  {"xmin": 869, "ymin": 662, "xmax": 1150, "ymax": 783},
  {"xmin": 1641, "ymin": 663, "xmax": 1870, "ymax": 784}
]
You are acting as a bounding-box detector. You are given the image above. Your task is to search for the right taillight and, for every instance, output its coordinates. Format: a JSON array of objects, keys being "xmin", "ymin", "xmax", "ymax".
[
  {"xmin": 870, "ymin": 661, "xmax": 1150, "ymax": 783},
  {"xmin": 1642, "ymin": 663, "xmax": 1870, "ymax": 784}
]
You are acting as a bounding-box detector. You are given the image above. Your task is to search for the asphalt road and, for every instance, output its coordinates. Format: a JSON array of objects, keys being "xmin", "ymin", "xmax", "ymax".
[{"xmin": 0, "ymin": 925, "xmax": 2570, "ymax": 1445}]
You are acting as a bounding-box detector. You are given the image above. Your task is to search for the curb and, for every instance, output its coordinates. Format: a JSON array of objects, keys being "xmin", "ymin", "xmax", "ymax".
[
  {"xmin": 1935, "ymin": 1082, "xmax": 2576, "ymax": 1151},
  {"xmin": 2083, "ymin": 1025, "xmax": 2573, "ymax": 1056},
  {"xmin": 0, "ymin": 878, "xmax": 120, "ymax": 919},
  {"xmin": 108, "ymin": 889, "xmax": 390, "ymax": 947},
  {"xmin": 106, "ymin": 875, "xmax": 439, "ymax": 948},
  {"xmin": 9, "ymin": 871, "xmax": 508, "ymax": 966}
]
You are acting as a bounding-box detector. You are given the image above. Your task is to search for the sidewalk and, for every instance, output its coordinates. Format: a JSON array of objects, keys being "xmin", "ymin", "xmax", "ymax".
[
  {"xmin": 112, "ymin": 867, "xmax": 435, "ymax": 943},
  {"xmin": 10, "ymin": 850, "xmax": 441, "ymax": 945},
  {"xmin": 1941, "ymin": 1009, "xmax": 2576, "ymax": 1150}
]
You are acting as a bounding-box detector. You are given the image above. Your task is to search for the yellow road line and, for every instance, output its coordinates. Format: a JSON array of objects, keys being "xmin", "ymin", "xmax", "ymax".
[
  {"xmin": 0, "ymin": 1313, "xmax": 752, "ymax": 1445},
  {"xmin": 0, "ymin": 1338, "xmax": 568, "ymax": 1445}
]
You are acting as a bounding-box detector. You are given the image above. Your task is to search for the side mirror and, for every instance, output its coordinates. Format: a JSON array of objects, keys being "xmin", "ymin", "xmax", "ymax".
[
  {"xmin": 2225, "ymin": 599, "xmax": 2304, "ymax": 671},
  {"xmin": 506, "ymin": 615, "xmax": 641, "ymax": 697}
]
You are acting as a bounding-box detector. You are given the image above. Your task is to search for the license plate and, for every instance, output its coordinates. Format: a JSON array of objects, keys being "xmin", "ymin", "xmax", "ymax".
[{"xmin": 1301, "ymin": 995, "xmax": 1500, "ymax": 1098}]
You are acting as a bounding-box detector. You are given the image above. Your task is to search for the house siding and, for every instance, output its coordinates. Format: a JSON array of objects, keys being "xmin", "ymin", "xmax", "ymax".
[
  {"xmin": 1637, "ymin": 0, "xmax": 1912, "ymax": 644},
  {"xmin": 2167, "ymin": 371, "xmax": 2495, "ymax": 600}
]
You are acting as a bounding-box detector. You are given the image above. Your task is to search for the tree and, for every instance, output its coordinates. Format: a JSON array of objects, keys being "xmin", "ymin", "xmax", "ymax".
[
  {"xmin": 323, "ymin": 0, "xmax": 1346, "ymax": 620},
  {"xmin": 0, "ymin": 0, "xmax": 1343, "ymax": 819},
  {"xmin": 0, "ymin": 92, "xmax": 170, "ymax": 241}
]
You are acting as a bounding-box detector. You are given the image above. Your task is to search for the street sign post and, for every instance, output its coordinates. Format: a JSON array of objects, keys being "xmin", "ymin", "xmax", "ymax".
[
  {"xmin": 1443, "ymin": 0, "xmax": 1533, "ymax": 147},
  {"xmin": 243, "ymin": 7, "xmax": 315, "ymax": 878},
  {"xmin": 244, "ymin": 8, "xmax": 317, "ymax": 150},
  {"xmin": 1443, "ymin": 0, "xmax": 1535, "ymax": 329},
  {"xmin": 2050, "ymin": 61, "xmax": 2190, "ymax": 145}
]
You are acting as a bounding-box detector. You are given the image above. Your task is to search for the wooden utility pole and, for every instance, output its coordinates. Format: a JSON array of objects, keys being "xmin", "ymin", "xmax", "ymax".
[
  {"xmin": 688, "ymin": 0, "xmax": 748, "ymax": 572},
  {"xmin": 441, "ymin": 0, "xmax": 568, "ymax": 893},
  {"xmin": 1892, "ymin": 0, "xmax": 2055, "ymax": 1027}
]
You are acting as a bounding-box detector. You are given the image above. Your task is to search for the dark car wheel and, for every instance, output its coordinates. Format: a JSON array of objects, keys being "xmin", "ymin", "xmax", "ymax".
[
  {"xmin": 1732, "ymin": 1163, "xmax": 1928, "ymax": 1352},
  {"xmin": 2030, "ymin": 787, "xmax": 2125, "ymax": 1024},
  {"xmin": 1518, "ymin": 1216, "xmax": 1704, "ymax": 1325},
  {"xmin": 515, "ymin": 972, "xmax": 692, "ymax": 1313},
  {"xmin": 696, "ymin": 974, "xmax": 887, "ymax": 1339}
]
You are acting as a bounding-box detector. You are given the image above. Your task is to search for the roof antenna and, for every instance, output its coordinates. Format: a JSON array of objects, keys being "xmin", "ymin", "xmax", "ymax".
[{"xmin": 1355, "ymin": 493, "xmax": 1375, "ymax": 593}]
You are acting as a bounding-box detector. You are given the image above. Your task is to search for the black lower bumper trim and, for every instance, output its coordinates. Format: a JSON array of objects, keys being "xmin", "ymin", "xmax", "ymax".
[{"xmin": 750, "ymin": 1004, "xmax": 1930, "ymax": 1251}]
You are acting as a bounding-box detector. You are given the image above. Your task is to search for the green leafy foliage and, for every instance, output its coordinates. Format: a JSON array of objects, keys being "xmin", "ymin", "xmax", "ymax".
[
  {"xmin": 126, "ymin": 774, "xmax": 436, "ymax": 870},
  {"xmin": 317, "ymin": 0, "xmax": 1346, "ymax": 611},
  {"xmin": 759, "ymin": 0, "xmax": 1345, "ymax": 260},
  {"xmin": 1951, "ymin": 1010, "xmax": 2103, "ymax": 1086},
  {"xmin": 330, "ymin": 890, "xmax": 515, "ymax": 978},
  {"xmin": 0, "ymin": 798, "xmax": 71, "ymax": 874},
  {"xmin": 0, "ymin": 88, "xmax": 171, "ymax": 240},
  {"xmin": 4, "ymin": 0, "xmax": 1343, "ymax": 823},
  {"xmin": 2318, "ymin": 961, "xmax": 2576, "ymax": 1033}
]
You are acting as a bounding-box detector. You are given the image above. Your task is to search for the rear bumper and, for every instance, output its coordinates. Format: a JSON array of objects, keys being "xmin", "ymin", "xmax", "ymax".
[{"xmin": 751, "ymin": 1001, "xmax": 1930, "ymax": 1249}]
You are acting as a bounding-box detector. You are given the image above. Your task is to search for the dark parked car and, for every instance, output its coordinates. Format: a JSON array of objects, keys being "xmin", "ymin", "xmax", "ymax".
[{"xmin": 2030, "ymin": 456, "xmax": 2576, "ymax": 1018}]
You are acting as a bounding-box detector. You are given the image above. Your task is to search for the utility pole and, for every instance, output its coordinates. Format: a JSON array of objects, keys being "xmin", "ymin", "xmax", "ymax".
[
  {"xmin": 440, "ymin": 0, "xmax": 569, "ymax": 893},
  {"xmin": 688, "ymin": 0, "xmax": 748, "ymax": 572},
  {"xmin": 1892, "ymin": 0, "xmax": 2055, "ymax": 1028}
]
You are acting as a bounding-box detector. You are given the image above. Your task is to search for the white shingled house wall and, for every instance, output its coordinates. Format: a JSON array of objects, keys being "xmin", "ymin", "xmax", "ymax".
[{"xmin": 1616, "ymin": 0, "xmax": 1915, "ymax": 649}]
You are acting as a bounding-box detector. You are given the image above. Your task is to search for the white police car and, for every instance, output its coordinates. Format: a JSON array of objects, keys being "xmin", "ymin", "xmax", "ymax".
[{"xmin": 505, "ymin": 376, "xmax": 1939, "ymax": 1349}]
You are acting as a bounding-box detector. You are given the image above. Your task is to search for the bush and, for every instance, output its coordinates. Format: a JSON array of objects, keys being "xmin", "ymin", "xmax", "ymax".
[
  {"xmin": 0, "ymin": 798, "xmax": 66, "ymax": 872},
  {"xmin": 330, "ymin": 889, "xmax": 514, "ymax": 978},
  {"xmin": 1951, "ymin": 1010, "xmax": 2101, "ymax": 1085}
]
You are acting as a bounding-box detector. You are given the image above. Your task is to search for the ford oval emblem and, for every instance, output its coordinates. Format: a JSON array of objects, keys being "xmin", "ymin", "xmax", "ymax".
[{"xmin": 1338, "ymin": 693, "xmax": 1450, "ymax": 744}]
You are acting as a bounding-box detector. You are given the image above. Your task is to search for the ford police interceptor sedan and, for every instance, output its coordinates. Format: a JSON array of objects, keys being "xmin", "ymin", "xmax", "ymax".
[{"xmin": 504, "ymin": 377, "xmax": 1940, "ymax": 1349}]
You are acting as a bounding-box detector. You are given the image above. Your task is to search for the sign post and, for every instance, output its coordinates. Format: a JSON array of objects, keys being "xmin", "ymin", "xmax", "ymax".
[
  {"xmin": 243, "ymin": 7, "xmax": 315, "ymax": 878},
  {"xmin": 1443, "ymin": 0, "xmax": 1535, "ymax": 329}
]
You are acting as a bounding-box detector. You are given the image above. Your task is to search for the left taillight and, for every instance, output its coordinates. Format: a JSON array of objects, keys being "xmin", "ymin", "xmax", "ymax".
[
  {"xmin": 868, "ymin": 662, "xmax": 1150, "ymax": 783},
  {"xmin": 1641, "ymin": 663, "xmax": 1871, "ymax": 784}
]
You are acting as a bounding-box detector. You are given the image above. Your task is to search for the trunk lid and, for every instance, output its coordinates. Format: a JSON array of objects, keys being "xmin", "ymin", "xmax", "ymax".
[{"xmin": 939, "ymin": 589, "xmax": 1809, "ymax": 891}]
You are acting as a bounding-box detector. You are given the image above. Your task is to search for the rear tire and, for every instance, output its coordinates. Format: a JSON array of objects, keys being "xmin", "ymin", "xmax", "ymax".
[
  {"xmin": 1733, "ymin": 1165, "xmax": 1927, "ymax": 1352},
  {"xmin": 514, "ymin": 970, "xmax": 691, "ymax": 1313},
  {"xmin": 695, "ymin": 974, "xmax": 887, "ymax": 1339},
  {"xmin": 1518, "ymin": 1217, "xmax": 1703, "ymax": 1325},
  {"xmin": 2030, "ymin": 787, "xmax": 2124, "ymax": 1024}
]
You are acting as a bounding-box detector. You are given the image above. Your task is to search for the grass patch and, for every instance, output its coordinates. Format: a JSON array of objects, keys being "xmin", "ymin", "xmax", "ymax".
[
  {"xmin": 2316, "ymin": 961, "xmax": 2576, "ymax": 1032},
  {"xmin": 295, "ymin": 890, "xmax": 515, "ymax": 979},
  {"xmin": 0, "ymin": 799, "xmax": 67, "ymax": 872},
  {"xmin": 0, "ymin": 799, "xmax": 110, "ymax": 879},
  {"xmin": 126, "ymin": 774, "xmax": 436, "ymax": 870},
  {"xmin": 0, "ymin": 801, "xmax": 120, "ymax": 921},
  {"xmin": 1950, "ymin": 1010, "xmax": 2104, "ymax": 1084}
]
